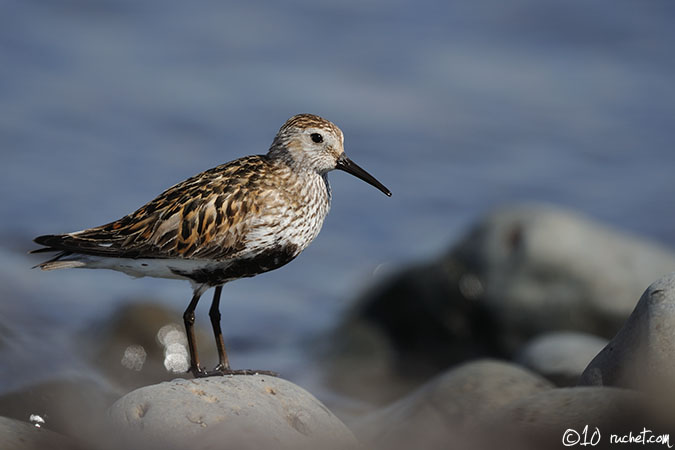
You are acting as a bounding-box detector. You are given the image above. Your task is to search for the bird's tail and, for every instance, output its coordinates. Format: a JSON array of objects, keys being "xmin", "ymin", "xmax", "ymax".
[
  {"xmin": 35, "ymin": 259, "xmax": 87, "ymax": 271},
  {"xmin": 30, "ymin": 248, "xmax": 85, "ymax": 271}
]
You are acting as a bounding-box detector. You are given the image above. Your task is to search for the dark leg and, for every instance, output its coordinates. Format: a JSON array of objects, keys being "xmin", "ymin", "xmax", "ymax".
[
  {"xmin": 183, "ymin": 290, "xmax": 206, "ymax": 377},
  {"xmin": 205, "ymin": 285, "xmax": 279, "ymax": 377},
  {"xmin": 208, "ymin": 285, "xmax": 230, "ymax": 372}
]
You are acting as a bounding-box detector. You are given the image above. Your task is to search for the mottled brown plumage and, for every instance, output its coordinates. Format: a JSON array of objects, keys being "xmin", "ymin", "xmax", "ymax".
[
  {"xmin": 36, "ymin": 156, "xmax": 290, "ymax": 260},
  {"xmin": 32, "ymin": 113, "xmax": 391, "ymax": 377}
]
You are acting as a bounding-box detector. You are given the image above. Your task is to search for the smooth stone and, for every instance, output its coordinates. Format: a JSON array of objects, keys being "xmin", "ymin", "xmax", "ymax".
[
  {"xmin": 353, "ymin": 359, "xmax": 553, "ymax": 450},
  {"xmin": 107, "ymin": 375, "xmax": 359, "ymax": 450},
  {"xmin": 515, "ymin": 331, "xmax": 608, "ymax": 386},
  {"xmin": 483, "ymin": 387, "xmax": 654, "ymax": 450},
  {"xmin": 0, "ymin": 416, "xmax": 82, "ymax": 450},
  {"xmin": 450, "ymin": 204, "xmax": 675, "ymax": 347},
  {"xmin": 327, "ymin": 258, "xmax": 500, "ymax": 403},
  {"xmin": 579, "ymin": 273, "xmax": 675, "ymax": 399},
  {"xmin": 0, "ymin": 377, "xmax": 118, "ymax": 442}
]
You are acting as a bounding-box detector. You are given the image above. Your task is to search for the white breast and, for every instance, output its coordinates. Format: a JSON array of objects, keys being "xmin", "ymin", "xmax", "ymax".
[{"xmin": 239, "ymin": 171, "xmax": 331, "ymax": 257}]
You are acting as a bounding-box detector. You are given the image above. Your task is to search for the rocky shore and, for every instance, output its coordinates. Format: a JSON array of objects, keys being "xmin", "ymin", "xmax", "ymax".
[{"xmin": 3, "ymin": 204, "xmax": 675, "ymax": 449}]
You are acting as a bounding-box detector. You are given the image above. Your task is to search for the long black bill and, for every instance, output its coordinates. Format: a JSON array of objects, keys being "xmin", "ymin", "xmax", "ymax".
[{"xmin": 335, "ymin": 154, "xmax": 392, "ymax": 197}]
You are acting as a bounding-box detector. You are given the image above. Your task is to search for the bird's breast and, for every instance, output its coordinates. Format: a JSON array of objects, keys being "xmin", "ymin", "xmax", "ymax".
[
  {"xmin": 241, "ymin": 171, "xmax": 331, "ymax": 256},
  {"xmin": 284, "ymin": 172, "xmax": 331, "ymax": 250}
]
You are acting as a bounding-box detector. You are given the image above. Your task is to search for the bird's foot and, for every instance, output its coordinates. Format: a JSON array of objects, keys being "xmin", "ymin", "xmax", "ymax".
[
  {"xmin": 188, "ymin": 364, "xmax": 210, "ymax": 378},
  {"xmin": 211, "ymin": 367, "xmax": 279, "ymax": 377},
  {"xmin": 192, "ymin": 366, "xmax": 279, "ymax": 378},
  {"xmin": 188, "ymin": 362, "xmax": 278, "ymax": 377}
]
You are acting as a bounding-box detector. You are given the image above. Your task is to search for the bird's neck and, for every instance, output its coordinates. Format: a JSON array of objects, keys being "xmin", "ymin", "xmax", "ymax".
[{"xmin": 267, "ymin": 145, "xmax": 325, "ymax": 178}]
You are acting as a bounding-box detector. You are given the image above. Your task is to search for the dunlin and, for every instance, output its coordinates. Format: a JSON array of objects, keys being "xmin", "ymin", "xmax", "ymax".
[{"xmin": 32, "ymin": 113, "xmax": 391, "ymax": 377}]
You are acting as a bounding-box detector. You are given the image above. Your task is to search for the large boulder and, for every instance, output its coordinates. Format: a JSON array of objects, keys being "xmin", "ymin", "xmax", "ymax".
[
  {"xmin": 353, "ymin": 359, "xmax": 553, "ymax": 450},
  {"xmin": 483, "ymin": 387, "xmax": 654, "ymax": 450},
  {"xmin": 351, "ymin": 358, "xmax": 669, "ymax": 450},
  {"xmin": 328, "ymin": 204, "xmax": 675, "ymax": 400},
  {"xmin": 580, "ymin": 272, "xmax": 675, "ymax": 401},
  {"xmin": 0, "ymin": 416, "xmax": 82, "ymax": 450},
  {"xmin": 107, "ymin": 375, "xmax": 359, "ymax": 450},
  {"xmin": 449, "ymin": 204, "xmax": 675, "ymax": 348},
  {"xmin": 0, "ymin": 376, "xmax": 118, "ymax": 442}
]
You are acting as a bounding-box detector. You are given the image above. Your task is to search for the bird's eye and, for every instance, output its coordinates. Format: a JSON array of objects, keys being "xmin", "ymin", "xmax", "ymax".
[{"xmin": 310, "ymin": 133, "xmax": 323, "ymax": 143}]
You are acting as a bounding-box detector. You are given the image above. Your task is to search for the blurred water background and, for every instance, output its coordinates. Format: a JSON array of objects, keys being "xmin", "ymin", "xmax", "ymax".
[{"xmin": 1, "ymin": 0, "xmax": 674, "ymax": 404}]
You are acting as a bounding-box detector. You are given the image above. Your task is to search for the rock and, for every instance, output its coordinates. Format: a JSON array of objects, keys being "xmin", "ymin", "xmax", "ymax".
[
  {"xmin": 580, "ymin": 273, "xmax": 675, "ymax": 401},
  {"xmin": 353, "ymin": 359, "xmax": 553, "ymax": 450},
  {"xmin": 483, "ymin": 387, "xmax": 656, "ymax": 450},
  {"xmin": 107, "ymin": 375, "xmax": 360, "ymax": 450},
  {"xmin": 515, "ymin": 331, "xmax": 608, "ymax": 386},
  {"xmin": 328, "ymin": 204, "xmax": 675, "ymax": 401},
  {"xmin": 451, "ymin": 204, "xmax": 675, "ymax": 348},
  {"xmin": 0, "ymin": 377, "xmax": 119, "ymax": 442},
  {"xmin": 0, "ymin": 416, "xmax": 82, "ymax": 450},
  {"xmin": 323, "ymin": 318, "xmax": 414, "ymax": 405},
  {"xmin": 326, "ymin": 258, "xmax": 500, "ymax": 403}
]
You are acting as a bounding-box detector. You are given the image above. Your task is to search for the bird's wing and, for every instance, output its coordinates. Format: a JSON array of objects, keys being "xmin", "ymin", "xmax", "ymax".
[{"xmin": 32, "ymin": 155, "xmax": 280, "ymax": 261}]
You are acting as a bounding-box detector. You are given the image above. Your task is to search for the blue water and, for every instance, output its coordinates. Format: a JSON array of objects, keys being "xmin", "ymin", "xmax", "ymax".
[{"xmin": 2, "ymin": 0, "xmax": 675, "ymax": 399}]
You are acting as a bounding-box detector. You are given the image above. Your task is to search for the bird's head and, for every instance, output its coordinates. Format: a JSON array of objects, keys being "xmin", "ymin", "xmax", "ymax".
[{"xmin": 269, "ymin": 113, "xmax": 391, "ymax": 197}]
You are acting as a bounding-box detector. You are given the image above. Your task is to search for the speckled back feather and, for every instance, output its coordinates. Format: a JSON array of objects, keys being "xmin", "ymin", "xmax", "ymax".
[{"xmin": 34, "ymin": 155, "xmax": 307, "ymax": 261}]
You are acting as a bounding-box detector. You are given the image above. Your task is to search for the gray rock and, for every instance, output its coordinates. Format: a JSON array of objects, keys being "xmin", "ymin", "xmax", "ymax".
[
  {"xmin": 452, "ymin": 204, "xmax": 675, "ymax": 347},
  {"xmin": 0, "ymin": 377, "xmax": 118, "ymax": 442},
  {"xmin": 328, "ymin": 204, "xmax": 675, "ymax": 402},
  {"xmin": 107, "ymin": 375, "xmax": 360, "ymax": 450},
  {"xmin": 515, "ymin": 331, "xmax": 608, "ymax": 386},
  {"xmin": 353, "ymin": 359, "xmax": 553, "ymax": 450},
  {"xmin": 483, "ymin": 387, "xmax": 653, "ymax": 450},
  {"xmin": 580, "ymin": 273, "xmax": 675, "ymax": 400},
  {"xmin": 0, "ymin": 416, "xmax": 82, "ymax": 450},
  {"xmin": 327, "ymin": 257, "xmax": 500, "ymax": 403}
]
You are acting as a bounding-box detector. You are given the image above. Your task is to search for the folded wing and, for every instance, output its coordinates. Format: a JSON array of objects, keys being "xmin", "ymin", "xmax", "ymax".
[{"xmin": 32, "ymin": 155, "xmax": 274, "ymax": 262}]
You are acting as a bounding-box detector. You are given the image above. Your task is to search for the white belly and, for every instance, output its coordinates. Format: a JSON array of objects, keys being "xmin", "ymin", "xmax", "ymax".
[{"xmin": 58, "ymin": 254, "xmax": 227, "ymax": 281}]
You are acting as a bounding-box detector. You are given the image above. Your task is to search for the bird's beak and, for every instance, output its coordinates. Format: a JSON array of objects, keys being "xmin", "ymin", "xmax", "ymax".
[{"xmin": 335, "ymin": 154, "xmax": 392, "ymax": 197}]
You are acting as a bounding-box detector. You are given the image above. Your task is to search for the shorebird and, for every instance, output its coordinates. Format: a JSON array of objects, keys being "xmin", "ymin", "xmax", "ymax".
[{"xmin": 32, "ymin": 113, "xmax": 391, "ymax": 377}]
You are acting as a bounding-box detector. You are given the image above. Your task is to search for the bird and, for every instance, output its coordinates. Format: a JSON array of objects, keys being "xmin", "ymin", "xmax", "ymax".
[{"xmin": 31, "ymin": 113, "xmax": 391, "ymax": 377}]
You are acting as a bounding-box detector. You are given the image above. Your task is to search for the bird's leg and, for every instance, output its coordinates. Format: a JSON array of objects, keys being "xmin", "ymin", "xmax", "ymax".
[
  {"xmin": 208, "ymin": 285, "xmax": 231, "ymax": 372},
  {"xmin": 205, "ymin": 285, "xmax": 279, "ymax": 377},
  {"xmin": 183, "ymin": 290, "xmax": 206, "ymax": 377}
]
